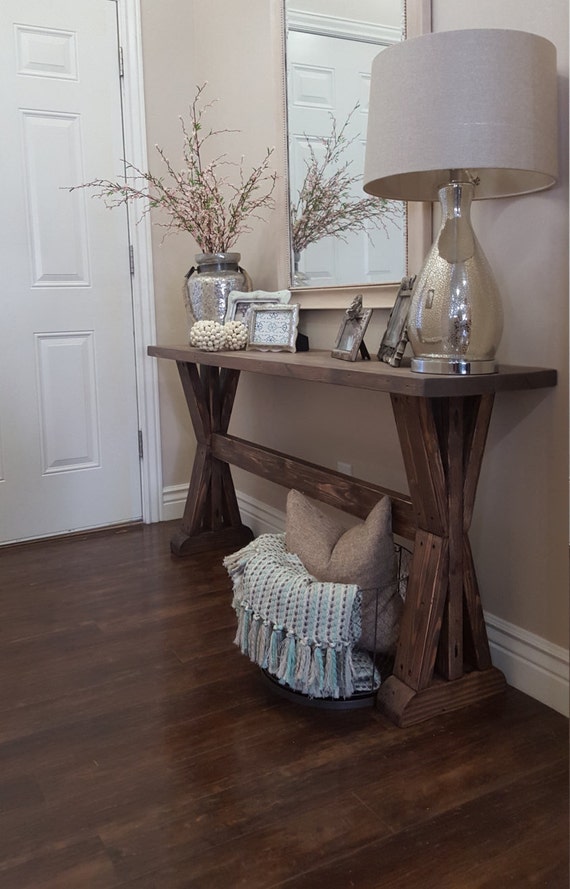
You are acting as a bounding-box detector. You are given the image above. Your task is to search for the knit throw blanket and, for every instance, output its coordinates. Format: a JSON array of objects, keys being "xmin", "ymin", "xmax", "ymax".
[{"xmin": 224, "ymin": 534, "xmax": 378, "ymax": 699}]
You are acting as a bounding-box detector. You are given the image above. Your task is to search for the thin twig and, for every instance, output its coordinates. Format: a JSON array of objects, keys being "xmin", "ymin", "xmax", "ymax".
[
  {"xmin": 68, "ymin": 83, "xmax": 277, "ymax": 254},
  {"xmin": 290, "ymin": 104, "xmax": 402, "ymax": 255}
]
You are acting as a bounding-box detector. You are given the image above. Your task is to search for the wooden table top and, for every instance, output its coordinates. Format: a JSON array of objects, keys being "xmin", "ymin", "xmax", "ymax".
[{"xmin": 147, "ymin": 345, "xmax": 557, "ymax": 398}]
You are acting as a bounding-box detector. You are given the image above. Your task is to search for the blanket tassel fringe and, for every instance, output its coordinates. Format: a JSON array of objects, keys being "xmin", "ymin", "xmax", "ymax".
[{"xmin": 233, "ymin": 602, "xmax": 355, "ymax": 699}]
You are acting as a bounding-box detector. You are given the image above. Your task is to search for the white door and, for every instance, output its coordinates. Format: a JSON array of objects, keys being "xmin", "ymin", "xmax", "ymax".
[
  {"xmin": 0, "ymin": 0, "xmax": 142, "ymax": 544},
  {"xmin": 287, "ymin": 30, "xmax": 405, "ymax": 287}
]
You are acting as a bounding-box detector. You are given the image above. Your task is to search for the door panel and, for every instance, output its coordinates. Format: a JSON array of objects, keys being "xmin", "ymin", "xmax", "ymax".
[{"xmin": 0, "ymin": 0, "xmax": 142, "ymax": 543}]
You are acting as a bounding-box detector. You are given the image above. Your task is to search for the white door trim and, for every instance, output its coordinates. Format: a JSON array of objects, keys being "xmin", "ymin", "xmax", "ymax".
[{"xmin": 117, "ymin": 0, "xmax": 162, "ymax": 523}]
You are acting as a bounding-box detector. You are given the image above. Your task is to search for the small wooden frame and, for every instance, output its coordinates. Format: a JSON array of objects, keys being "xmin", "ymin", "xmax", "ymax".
[
  {"xmin": 332, "ymin": 298, "xmax": 372, "ymax": 362},
  {"xmin": 225, "ymin": 289, "xmax": 290, "ymax": 325},
  {"xmin": 246, "ymin": 303, "xmax": 300, "ymax": 352},
  {"xmin": 378, "ymin": 275, "xmax": 416, "ymax": 366}
]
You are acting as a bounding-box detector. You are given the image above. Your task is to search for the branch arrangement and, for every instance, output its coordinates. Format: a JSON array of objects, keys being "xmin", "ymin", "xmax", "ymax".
[
  {"xmin": 290, "ymin": 105, "xmax": 402, "ymax": 256},
  {"xmin": 70, "ymin": 83, "xmax": 277, "ymax": 255}
]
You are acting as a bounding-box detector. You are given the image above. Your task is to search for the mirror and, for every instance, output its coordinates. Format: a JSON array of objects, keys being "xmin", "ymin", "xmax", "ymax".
[{"xmin": 278, "ymin": 0, "xmax": 432, "ymax": 308}]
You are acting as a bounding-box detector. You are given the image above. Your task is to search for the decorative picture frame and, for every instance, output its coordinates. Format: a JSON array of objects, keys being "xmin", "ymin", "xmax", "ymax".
[
  {"xmin": 377, "ymin": 275, "xmax": 416, "ymax": 367},
  {"xmin": 331, "ymin": 296, "xmax": 373, "ymax": 362},
  {"xmin": 225, "ymin": 289, "xmax": 290, "ymax": 325},
  {"xmin": 246, "ymin": 303, "xmax": 300, "ymax": 352}
]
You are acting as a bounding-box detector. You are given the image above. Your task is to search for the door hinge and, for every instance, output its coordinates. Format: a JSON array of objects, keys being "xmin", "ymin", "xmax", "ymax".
[
  {"xmin": 129, "ymin": 244, "xmax": 135, "ymax": 275},
  {"xmin": 118, "ymin": 46, "xmax": 125, "ymax": 78},
  {"xmin": 138, "ymin": 430, "xmax": 144, "ymax": 459}
]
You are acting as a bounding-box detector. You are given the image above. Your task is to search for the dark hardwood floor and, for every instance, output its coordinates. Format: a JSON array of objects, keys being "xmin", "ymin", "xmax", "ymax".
[{"xmin": 0, "ymin": 521, "xmax": 567, "ymax": 888}]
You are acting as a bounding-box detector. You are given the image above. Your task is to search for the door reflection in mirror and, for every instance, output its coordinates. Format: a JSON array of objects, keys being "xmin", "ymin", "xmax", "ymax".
[{"xmin": 285, "ymin": 0, "xmax": 406, "ymax": 290}]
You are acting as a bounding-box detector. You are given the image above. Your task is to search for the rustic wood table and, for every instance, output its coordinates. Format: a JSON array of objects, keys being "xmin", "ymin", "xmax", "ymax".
[{"xmin": 148, "ymin": 345, "xmax": 556, "ymax": 726}]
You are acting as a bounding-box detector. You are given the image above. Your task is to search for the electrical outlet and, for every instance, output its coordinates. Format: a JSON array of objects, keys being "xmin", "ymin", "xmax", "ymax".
[{"xmin": 337, "ymin": 461, "xmax": 353, "ymax": 476}]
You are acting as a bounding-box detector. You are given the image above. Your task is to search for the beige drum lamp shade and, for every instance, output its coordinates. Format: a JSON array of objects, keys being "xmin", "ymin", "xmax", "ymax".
[{"xmin": 364, "ymin": 28, "xmax": 558, "ymax": 202}]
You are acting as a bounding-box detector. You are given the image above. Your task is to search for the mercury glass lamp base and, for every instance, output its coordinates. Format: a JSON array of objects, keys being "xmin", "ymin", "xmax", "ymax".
[
  {"xmin": 407, "ymin": 182, "xmax": 504, "ymax": 379},
  {"xmin": 411, "ymin": 357, "xmax": 498, "ymax": 375}
]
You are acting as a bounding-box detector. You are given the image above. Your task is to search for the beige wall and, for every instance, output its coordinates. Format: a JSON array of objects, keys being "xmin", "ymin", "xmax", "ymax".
[{"xmin": 140, "ymin": 0, "xmax": 569, "ymax": 651}]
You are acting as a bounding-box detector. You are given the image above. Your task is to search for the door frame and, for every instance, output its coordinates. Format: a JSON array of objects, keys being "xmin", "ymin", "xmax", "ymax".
[{"xmin": 117, "ymin": 0, "xmax": 162, "ymax": 523}]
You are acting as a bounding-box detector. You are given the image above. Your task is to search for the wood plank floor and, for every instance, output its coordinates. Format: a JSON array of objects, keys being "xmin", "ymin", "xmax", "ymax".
[{"xmin": 0, "ymin": 521, "xmax": 567, "ymax": 889}]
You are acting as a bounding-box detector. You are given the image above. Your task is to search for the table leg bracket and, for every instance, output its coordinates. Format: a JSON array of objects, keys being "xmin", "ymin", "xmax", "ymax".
[
  {"xmin": 170, "ymin": 524, "xmax": 254, "ymax": 557},
  {"xmin": 376, "ymin": 668, "xmax": 507, "ymax": 727}
]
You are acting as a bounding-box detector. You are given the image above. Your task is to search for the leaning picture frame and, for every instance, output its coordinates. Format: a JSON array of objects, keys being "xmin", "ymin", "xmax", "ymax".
[
  {"xmin": 224, "ymin": 289, "xmax": 290, "ymax": 325},
  {"xmin": 377, "ymin": 275, "xmax": 417, "ymax": 367},
  {"xmin": 246, "ymin": 303, "xmax": 299, "ymax": 352},
  {"xmin": 331, "ymin": 306, "xmax": 373, "ymax": 362}
]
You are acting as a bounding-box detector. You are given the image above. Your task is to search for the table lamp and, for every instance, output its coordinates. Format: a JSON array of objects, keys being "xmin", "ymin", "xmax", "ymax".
[{"xmin": 363, "ymin": 28, "xmax": 558, "ymax": 374}]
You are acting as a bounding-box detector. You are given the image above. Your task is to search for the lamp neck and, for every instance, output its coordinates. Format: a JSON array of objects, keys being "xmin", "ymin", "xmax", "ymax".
[
  {"xmin": 438, "ymin": 181, "xmax": 475, "ymax": 220},
  {"xmin": 435, "ymin": 182, "xmax": 476, "ymax": 264}
]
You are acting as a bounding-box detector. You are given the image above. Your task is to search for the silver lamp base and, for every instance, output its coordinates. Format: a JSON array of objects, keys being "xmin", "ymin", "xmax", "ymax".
[
  {"xmin": 411, "ymin": 357, "xmax": 497, "ymax": 375},
  {"xmin": 407, "ymin": 181, "xmax": 504, "ymax": 376}
]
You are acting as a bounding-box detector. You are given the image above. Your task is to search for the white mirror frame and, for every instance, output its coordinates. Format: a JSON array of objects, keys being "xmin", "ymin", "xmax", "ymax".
[{"xmin": 272, "ymin": 0, "xmax": 432, "ymax": 309}]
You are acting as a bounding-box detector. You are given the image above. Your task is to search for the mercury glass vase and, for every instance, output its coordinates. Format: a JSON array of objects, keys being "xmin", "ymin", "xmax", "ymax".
[
  {"xmin": 292, "ymin": 250, "xmax": 309, "ymax": 287},
  {"xmin": 407, "ymin": 182, "xmax": 503, "ymax": 375},
  {"xmin": 184, "ymin": 252, "xmax": 252, "ymax": 330}
]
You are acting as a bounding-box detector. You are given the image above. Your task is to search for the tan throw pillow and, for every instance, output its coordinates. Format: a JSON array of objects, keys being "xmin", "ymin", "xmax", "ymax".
[{"xmin": 285, "ymin": 490, "xmax": 402, "ymax": 653}]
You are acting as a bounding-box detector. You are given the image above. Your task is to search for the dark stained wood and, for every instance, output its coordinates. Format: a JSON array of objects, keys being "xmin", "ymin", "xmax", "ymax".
[
  {"xmin": 280, "ymin": 763, "xmax": 567, "ymax": 889},
  {"xmin": 462, "ymin": 537, "xmax": 493, "ymax": 670},
  {"xmin": 390, "ymin": 394, "xmax": 448, "ymax": 536},
  {"xmin": 149, "ymin": 346, "xmax": 558, "ymax": 397},
  {"xmin": 392, "ymin": 530, "xmax": 449, "ymax": 691},
  {"xmin": 180, "ymin": 442, "xmax": 211, "ymax": 537},
  {"xmin": 203, "ymin": 367, "xmax": 223, "ymax": 531},
  {"xmin": 463, "ymin": 393, "xmax": 495, "ymax": 529},
  {"xmin": 0, "ymin": 523, "xmax": 566, "ymax": 889},
  {"xmin": 377, "ymin": 667, "xmax": 507, "ymax": 728},
  {"xmin": 176, "ymin": 360, "xmax": 210, "ymax": 443},
  {"xmin": 211, "ymin": 432, "xmax": 416, "ymax": 539},
  {"xmin": 170, "ymin": 523, "xmax": 253, "ymax": 557},
  {"xmin": 150, "ymin": 346, "xmax": 558, "ymax": 727},
  {"xmin": 219, "ymin": 367, "xmax": 241, "ymax": 432},
  {"xmin": 219, "ymin": 460, "xmax": 243, "ymax": 530},
  {"xmin": 173, "ymin": 360, "xmax": 252, "ymax": 556},
  {"xmin": 388, "ymin": 392, "xmax": 504, "ymax": 718},
  {"xmin": 202, "ymin": 364, "xmax": 220, "ymax": 431},
  {"xmin": 438, "ymin": 396, "xmax": 464, "ymax": 681}
]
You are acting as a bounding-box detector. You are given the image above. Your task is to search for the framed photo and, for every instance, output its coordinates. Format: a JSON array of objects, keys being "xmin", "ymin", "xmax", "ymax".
[
  {"xmin": 331, "ymin": 298, "xmax": 373, "ymax": 361},
  {"xmin": 246, "ymin": 304, "xmax": 299, "ymax": 352},
  {"xmin": 377, "ymin": 276, "xmax": 416, "ymax": 367},
  {"xmin": 225, "ymin": 289, "xmax": 290, "ymax": 325}
]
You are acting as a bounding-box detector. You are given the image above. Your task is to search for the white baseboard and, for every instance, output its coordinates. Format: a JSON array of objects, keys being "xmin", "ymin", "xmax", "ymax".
[
  {"xmin": 162, "ymin": 483, "xmax": 189, "ymax": 522},
  {"xmin": 485, "ymin": 613, "xmax": 569, "ymax": 717},
  {"xmin": 162, "ymin": 485, "xmax": 569, "ymax": 716},
  {"xmin": 235, "ymin": 489, "xmax": 286, "ymax": 536},
  {"xmin": 160, "ymin": 485, "xmax": 287, "ymax": 532}
]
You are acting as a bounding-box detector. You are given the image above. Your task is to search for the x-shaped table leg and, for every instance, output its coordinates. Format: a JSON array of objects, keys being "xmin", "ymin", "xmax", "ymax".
[
  {"xmin": 376, "ymin": 393, "xmax": 506, "ymax": 726},
  {"xmin": 170, "ymin": 361, "xmax": 253, "ymax": 556}
]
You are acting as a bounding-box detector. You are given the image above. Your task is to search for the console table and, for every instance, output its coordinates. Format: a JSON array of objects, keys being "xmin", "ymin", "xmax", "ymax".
[{"xmin": 148, "ymin": 345, "xmax": 556, "ymax": 726}]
